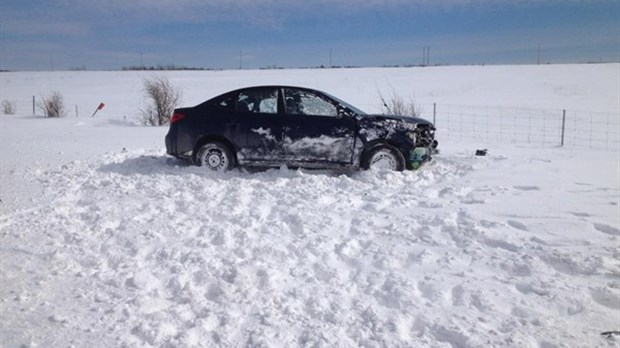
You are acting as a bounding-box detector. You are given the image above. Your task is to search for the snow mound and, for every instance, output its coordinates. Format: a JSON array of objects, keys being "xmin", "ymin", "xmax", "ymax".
[{"xmin": 2, "ymin": 147, "xmax": 618, "ymax": 347}]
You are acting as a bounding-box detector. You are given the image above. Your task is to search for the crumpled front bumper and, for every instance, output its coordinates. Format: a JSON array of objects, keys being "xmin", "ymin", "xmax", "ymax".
[{"xmin": 409, "ymin": 141, "xmax": 438, "ymax": 170}]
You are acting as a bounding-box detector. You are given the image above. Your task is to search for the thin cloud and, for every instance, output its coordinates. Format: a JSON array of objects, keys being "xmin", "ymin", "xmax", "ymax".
[
  {"xmin": 2, "ymin": 20, "xmax": 90, "ymax": 37},
  {"xmin": 3, "ymin": 0, "xmax": 613, "ymax": 32}
]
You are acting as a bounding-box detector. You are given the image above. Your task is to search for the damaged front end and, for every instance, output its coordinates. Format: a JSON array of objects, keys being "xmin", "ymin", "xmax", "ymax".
[
  {"xmin": 358, "ymin": 114, "xmax": 439, "ymax": 170},
  {"xmin": 407, "ymin": 123, "xmax": 439, "ymax": 170}
]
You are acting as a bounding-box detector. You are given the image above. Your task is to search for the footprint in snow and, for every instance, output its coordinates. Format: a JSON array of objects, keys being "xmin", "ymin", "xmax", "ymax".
[
  {"xmin": 484, "ymin": 238, "xmax": 520, "ymax": 252},
  {"xmin": 451, "ymin": 285, "xmax": 465, "ymax": 306},
  {"xmin": 515, "ymin": 282, "xmax": 549, "ymax": 296},
  {"xmin": 461, "ymin": 195, "xmax": 485, "ymax": 204},
  {"xmin": 507, "ymin": 220, "xmax": 528, "ymax": 231},
  {"xmin": 513, "ymin": 185, "xmax": 540, "ymax": 191},
  {"xmin": 593, "ymin": 223, "xmax": 620, "ymax": 236},
  {"xmin": 590, "ymin": 287, "xmax": 620, "ymax": 310}
]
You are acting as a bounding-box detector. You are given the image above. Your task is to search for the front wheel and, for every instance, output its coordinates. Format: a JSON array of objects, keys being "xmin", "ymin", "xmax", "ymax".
[
  {"xmin": 195, "ymin": 141, "xmax": 235, "ymax": 171},
  {"xmin": 361, "ymin": 144, "xmax": 405, "ymax": 171}
]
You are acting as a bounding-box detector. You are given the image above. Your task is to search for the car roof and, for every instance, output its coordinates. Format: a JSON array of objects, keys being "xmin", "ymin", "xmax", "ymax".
[
  {"xmin": 205, "ymin": 85, "xmax": 325, "ymax": 104},
  {"xmin": 227, "ymin": 85, "xmax": 319, "ymax": 93}
]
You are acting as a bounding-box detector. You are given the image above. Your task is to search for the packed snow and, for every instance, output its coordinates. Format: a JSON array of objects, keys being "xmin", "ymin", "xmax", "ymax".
[{"xmin": 1, "ymin": 64, "xmax": 619, "ymax": 347}]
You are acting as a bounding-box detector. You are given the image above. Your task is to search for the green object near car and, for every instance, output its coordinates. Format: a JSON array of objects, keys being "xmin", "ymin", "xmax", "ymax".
[{"xmin": 410, "ymin": 147, "xmax": 428, "ymax": 170}]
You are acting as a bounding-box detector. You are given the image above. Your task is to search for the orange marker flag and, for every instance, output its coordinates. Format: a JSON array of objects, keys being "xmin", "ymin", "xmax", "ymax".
[{"xmin": 91, "ymin": 102, "xmax": 105, "ymax": 117}]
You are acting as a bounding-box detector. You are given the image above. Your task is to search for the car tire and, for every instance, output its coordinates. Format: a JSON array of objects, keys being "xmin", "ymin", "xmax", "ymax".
[
  {"xmin": 361, "ymin": 144, "xmax": 405, "ymax": 171},
  {"xmin": 195, "ymin": 141, "xmax": 235, "ymax": 171}
]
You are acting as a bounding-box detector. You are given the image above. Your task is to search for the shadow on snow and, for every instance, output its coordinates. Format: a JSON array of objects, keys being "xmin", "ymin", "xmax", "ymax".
[{"xmin": 98, "ymin": 154, "xmax": 360, "ymax": 179}]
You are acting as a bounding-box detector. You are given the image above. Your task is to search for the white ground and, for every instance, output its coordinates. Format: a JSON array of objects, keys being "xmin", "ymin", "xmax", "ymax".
[{"xmin": 1, "ymin": 64, "xmax": 619, "ymax": 347}]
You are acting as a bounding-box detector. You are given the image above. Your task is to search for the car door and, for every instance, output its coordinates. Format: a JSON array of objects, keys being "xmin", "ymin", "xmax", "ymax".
[
  {"xmin": 224, "ymin": 87, "xmax": 284, "ymax": 162},
  {"xmin": 281, "ymin": 88, "xmax": 356, "ymax": 164}
]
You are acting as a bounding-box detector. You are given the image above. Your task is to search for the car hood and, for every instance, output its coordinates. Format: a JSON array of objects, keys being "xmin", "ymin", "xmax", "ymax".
[
  {"xmin": 355, "ymin": 113, "xmax": 436, "ymax": 144},
  {"xmin": 363, "ymin": 114, "xmax": 434, "ymax": 128}
]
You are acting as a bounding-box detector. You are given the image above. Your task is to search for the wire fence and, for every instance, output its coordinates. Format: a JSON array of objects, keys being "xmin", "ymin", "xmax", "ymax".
[
  {"xmin": 1, "ymin": 96, "xmax": 37, "ymax": 116},
  {"xmin": 1, "ymin": 96, "xmax": 83, "ymax": 118},
  {"xmin": 419, "ymin": 103, "xmax": 619, "ymax": 150},
  {"xmin": 563, "ymin": 109, "xmax": 620, "ymax": 150}
]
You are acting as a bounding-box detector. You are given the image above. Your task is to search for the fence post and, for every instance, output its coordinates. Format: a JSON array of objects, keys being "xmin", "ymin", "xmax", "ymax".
[
  {"xmin": 560, "ymin": 109, "xmax": 566, "ymax": 147},
  {"xmin": 32, "ymin": 96, "xmax": 35, "ymax": 114},
  {"xmin": 433, "ymin": 102, "xmax": 436, "ymax": 125}
]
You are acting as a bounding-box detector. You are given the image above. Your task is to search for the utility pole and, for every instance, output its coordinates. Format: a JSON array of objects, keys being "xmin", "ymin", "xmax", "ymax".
[
  {"xmin": 239, "ymin": 50, "xmax": 243, "ymax": 69},
  {"xmin": 427, "ymin": 46, "xmax": 431, "ymax": 66},
  {"xmin": 422, "ymin": 46, "xmax": 431, "ymax": 66},
  {"xmin": 537, "ymin": 44, "xmax": 541, "ymax": 65},
  {"xmin": 50, "ymin": 53, "xmax": 54, "ymax": 71},
  {"xmin": 140, "ymin": 52, "xmax": 144, "ymax": 69},
  {"xmin": 329, "ymin": 48, "xmax": 332, "ymax": 68}
]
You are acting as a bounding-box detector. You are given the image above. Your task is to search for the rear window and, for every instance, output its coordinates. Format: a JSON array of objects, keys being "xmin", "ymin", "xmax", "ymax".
[
  {"xmin": 235, "ymin": 89, "xmax": 278, "ymax": 114},
  {"xmin": 216, "ymin": 94, "xmax": 236, "ymax": 110}
]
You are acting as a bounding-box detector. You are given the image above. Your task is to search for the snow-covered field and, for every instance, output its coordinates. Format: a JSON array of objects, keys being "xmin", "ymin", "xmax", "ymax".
[{"xmin": 1, "ymin": 64, "xmax": 619, "ymax": 347}]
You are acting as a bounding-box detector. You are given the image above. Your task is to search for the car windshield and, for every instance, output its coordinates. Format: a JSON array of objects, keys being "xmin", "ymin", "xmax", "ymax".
[{"xmin": 322, "ymin": 92, "xmax": 367, "ymax": 116}]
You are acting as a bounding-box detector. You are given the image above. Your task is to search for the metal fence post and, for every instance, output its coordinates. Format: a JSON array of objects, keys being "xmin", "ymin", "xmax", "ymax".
[
  {"xmin": 433, "ymin": 103, "xmax": 436, "ymax": 125},
  {"xmin": 32, "ymin": 96, "xmax": 35, "ymax": 114},
  {"xmin": 560, "ymin": 109, "xmax": 566, "ymax": 147}
]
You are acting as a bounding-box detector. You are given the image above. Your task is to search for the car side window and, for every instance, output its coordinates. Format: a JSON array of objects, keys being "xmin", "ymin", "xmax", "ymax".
[
  {"xmin": 235, "ymin": 89, "xmax": 278, "ymax": 114},
  {"xmin": 283, "ymin": 89, "xmax": 338, "ymax": 117},
  {"xmin": 218, "ymin": 95, "xmax": 235, "ymax": 110}
]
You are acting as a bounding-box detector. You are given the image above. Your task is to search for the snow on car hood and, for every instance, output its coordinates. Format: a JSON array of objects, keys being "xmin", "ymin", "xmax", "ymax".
[
  {"xmin": 358, "ymin": 114, "xmax": 432, "ymax": 142},
  {"xmin": 364, "ymin": 114, "xmax": 434, "ymax": 128}
]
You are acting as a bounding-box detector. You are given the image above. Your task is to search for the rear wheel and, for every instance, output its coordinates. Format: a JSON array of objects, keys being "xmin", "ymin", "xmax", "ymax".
[
  {"xmin": 195, "ymin": 141, "xmax": 235, "ymax": 171},
  {"xmin": 362, "ymin": 144, "xmax": 405, "ymax": 171}
]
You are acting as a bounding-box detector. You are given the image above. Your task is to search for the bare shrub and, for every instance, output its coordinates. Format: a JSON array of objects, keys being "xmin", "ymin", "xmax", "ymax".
[
  {"xmin": 38, "ymin": 91, "xmax": 66, "ymax": 118},
  {"xmin": 2, "ymin": 100, "xmax": 16, "ymax": 115},
  {"xmin": 139, "ymin": 75, "xmax": 182, "ymax": 126},
  {"xmin": 379, "ymin": 89, "xmax": 421, "ymax": 117}
]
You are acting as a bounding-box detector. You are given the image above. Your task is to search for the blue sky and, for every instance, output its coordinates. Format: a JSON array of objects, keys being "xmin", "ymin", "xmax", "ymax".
[{"xmin": 1, "ymin": 0, "xmax": 618, "ymax": 70}]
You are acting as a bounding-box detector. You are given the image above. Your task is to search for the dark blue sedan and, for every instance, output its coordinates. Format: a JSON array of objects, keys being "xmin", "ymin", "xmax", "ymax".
[{"xmin": 165, "ymin": 86, "xmax": 438, "ymax": 171}]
